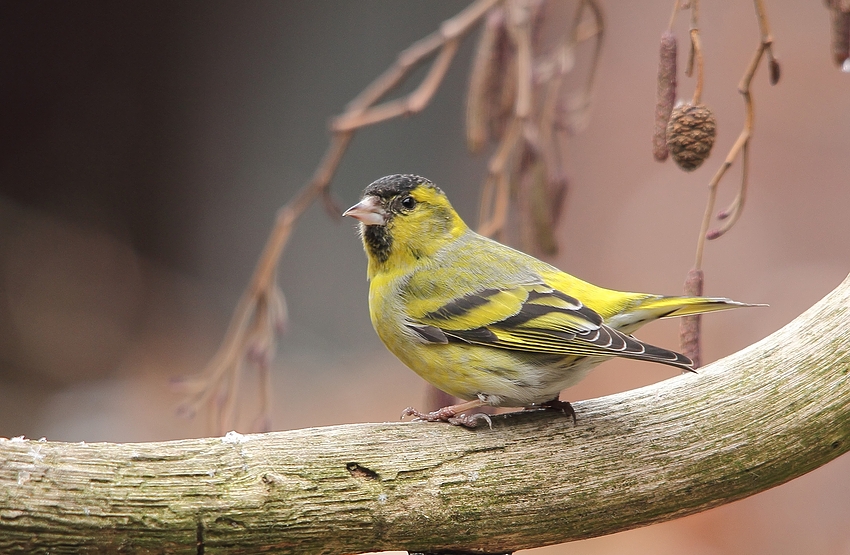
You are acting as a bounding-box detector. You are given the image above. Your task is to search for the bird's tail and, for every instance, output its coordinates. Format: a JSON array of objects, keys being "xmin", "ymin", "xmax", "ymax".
[{"xmin": 606, "ymin": 295, "xmax": 764, "ymax": 334}]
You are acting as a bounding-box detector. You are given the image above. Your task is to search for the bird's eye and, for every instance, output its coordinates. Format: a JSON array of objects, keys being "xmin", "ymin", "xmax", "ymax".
[{"xmin": 400, "ymin": 196, "xmax": 416, "ymax": 210}]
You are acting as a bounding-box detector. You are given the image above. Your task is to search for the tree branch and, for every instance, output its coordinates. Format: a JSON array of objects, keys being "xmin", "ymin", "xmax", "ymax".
[{"xmin": 3, "ymin": 273, "xmax": 850, "ymax": 554}]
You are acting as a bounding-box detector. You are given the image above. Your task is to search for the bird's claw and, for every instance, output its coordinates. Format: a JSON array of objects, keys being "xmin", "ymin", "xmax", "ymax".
[
  {"xmin": 448, "ymin": 412, "xmax": 492, "ymax": 428},
  {"xmin": 540, "ymin": 398, "xmax": 577, "ymax": 424},
  {"xmin": 401, "ymin": 406, "xmax": 492, "ymax": 429}
]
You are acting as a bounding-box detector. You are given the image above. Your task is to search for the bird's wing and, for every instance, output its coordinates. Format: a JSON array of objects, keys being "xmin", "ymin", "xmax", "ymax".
[{"xmin": 407, "ymin": 282, "xmax": 693, "ymax": 370}]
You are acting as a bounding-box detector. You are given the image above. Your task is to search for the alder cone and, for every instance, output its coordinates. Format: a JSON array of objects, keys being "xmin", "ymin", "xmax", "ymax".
[{"xmin": 666, "ymin": 103, "xmax": 717, "ymax": 172}]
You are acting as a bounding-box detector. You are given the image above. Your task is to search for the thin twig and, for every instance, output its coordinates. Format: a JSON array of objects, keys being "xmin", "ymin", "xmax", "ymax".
[
  {"xmin": 507, "ymin": 0, "xmax": 533, "ymax": 119},
  {"xmin": 705, "ymin": 38, "xmax": 768, "ymax": 241},
  {"xmin": 692, "ymin": 1, "xmax": 774, "ymax": 263},
  {"xmin": 713, "ymin": 140, "xmax": 748, "ymax": 233},
  {"xmin": 688, "ymin": 0, "xmax": 705, "ymax": 105},
  {"xmin": 685, "ymin": 0, "xmax": 698, "ymax": 77},
  {"xmin": 667, "ymin": 0, "xmax": 681, "ymax": 31},
  {"xmin": 709, "ymin": 0, "xmax": 774, "ymax": 237},
  {"xmin": 693, "ymin": 91, "xmax": 751, "ymax": 260},
  {"xmin": 467, "ymin": 10, "xmax": 502, "ymax": 152},
  {"xmin": 579, "ymin": 0, "xmax": 605, "ymax": 97},
  {"xmin": 753, "ymin": 0, "xmax": 777, "ymax": 67},
  {"xmin": 333, "ymin": 38, "xmax": 462, "ymax": 131},
  {"xmin": 478, "ymin": 117, "xmax": 522, "ymax": 237},
  {"xmin": 335, "ymin": 0, "xmax": 500, "ymax": 131}
]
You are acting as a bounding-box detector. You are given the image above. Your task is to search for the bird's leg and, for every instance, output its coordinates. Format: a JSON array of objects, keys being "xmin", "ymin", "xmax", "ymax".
[
  {"xmin": 401, "ymin": 399, "xmax": 492, "ymax": 428},
  {"xmin": 540, "ymin": 397, "xmax": 577, "ymax": 424}
]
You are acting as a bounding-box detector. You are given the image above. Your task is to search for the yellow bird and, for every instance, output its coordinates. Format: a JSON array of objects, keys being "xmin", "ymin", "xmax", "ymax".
[{"xmin": 344, "ymin": 174, "xmax": 754, "ymax": 427}]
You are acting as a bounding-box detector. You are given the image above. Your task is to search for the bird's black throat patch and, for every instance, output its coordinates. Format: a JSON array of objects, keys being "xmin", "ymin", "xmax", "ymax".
[{"xmin": 363, "ymin": 223, "xmax": 392, "ymax": 264}]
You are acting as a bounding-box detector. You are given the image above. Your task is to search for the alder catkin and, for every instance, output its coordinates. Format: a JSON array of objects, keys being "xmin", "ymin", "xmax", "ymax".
[
  {"xmin": 653, "ymin": 31, "xmax": 678, "ymax": 162},
  {"xmin": 769, "ymin": 57, "xmax": 781, "ymax": 85},
  {"xmin": 666, "ymin": 103, "xmax": 717, "ymax": 172},
  {"xmin": 466, "ymin": 10, "xmax": 502, "ymax": 153},
  {"xmin": 680, "ymin": 268, "xmax": 705, "ymax": 369},
  {"xmin": 831, "ymin": 7, "xmax": 850, "ymax": 67}
]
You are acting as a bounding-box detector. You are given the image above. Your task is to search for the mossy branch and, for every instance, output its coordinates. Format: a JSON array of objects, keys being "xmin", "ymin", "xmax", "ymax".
[{"xmin": 3, "ymin": 273, "xmax": 850, "ymax": 554}]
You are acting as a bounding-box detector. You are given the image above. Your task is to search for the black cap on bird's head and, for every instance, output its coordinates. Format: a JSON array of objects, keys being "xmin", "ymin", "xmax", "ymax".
[
  {"xmin": 362, "ymin": 174, "xmax": 441, "ymax": 199},
  {"xmin": 342, "ymin": 174, "xmax": 442, "ymax": 227}
]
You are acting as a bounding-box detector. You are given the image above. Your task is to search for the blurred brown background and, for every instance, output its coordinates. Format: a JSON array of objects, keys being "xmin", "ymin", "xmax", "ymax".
[{"xmin": 1, "ymin": 1, "xmax": 848, "ymax": 554}]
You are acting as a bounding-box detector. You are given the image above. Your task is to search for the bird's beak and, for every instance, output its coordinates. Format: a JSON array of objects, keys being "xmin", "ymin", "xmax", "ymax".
[{"xmin": 343, "ymin": 195, "xmax": 387, "ymax": 226}]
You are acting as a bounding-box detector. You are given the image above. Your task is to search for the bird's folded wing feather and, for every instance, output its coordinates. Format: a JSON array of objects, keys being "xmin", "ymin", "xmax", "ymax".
[{"xmin": 406, "ymin": 282, "xmax": 692, "ymax": 368}]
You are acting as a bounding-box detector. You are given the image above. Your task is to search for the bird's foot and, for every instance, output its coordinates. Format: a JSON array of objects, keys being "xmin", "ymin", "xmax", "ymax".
[
  {"xmin": 401, "ymin": 400, "xmax": 491, "ymax": 429},
  {"xmin": 529, "ymin": 398, "xmax": 577, "ymax": 424}
]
